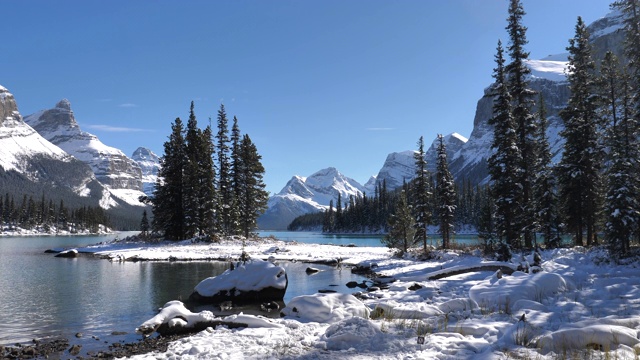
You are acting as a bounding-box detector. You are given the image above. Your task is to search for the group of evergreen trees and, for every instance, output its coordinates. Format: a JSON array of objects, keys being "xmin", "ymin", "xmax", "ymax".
[
  {"xmin": 0, "ymin": 192, "xmax": 109, "ymax": 233},
  {"xmin": 486, "ymin": 0, "xmax": 640, "ymax": 259},
  {"xmin": 151, "ymin": 103, "xmax": 269, "ymax": 240}
]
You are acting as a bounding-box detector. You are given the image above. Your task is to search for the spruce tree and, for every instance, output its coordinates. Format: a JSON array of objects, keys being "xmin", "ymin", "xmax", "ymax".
[
  {"xmin": 505, "ymin": 0, "xmax": 536, "ymax": 248},
  {"xmin": 215, "ymin": 104, "xmax": 233, "ymax": 235},
  {"xmin": 229, "ymin": 116, "xmax": 243, "ymax": 235},
  {"xmin": 488, "ymin": 40, "xmax": 523, "ymax": 248},
  {"xmin": 183, "ymin": 101, "xmax": 203, "ymax": 238},
  {"xmin": 412, "ymin": 136, "xmax": 432, "ymax": 253},
  {"xmin": 199, "ymin": 125, "xmax": 218, "ymax": 236},
  {"xmin": 601, "ymin": 51, "xmax": 639, "ymax": 257},
  {"xmin": 236, "ymin": 134, "xmax": 269, "ymax": 238},
  {"xmin": 533, "ymin": 94, "xmax": 560, "ymax": 247},
  {"xmin": 383, "ymin": 190, "xmax": 416, "ymax": 254},
  {"xmin": 153, "ymin": 117, "xmax": 187, "ymax": 240},
  {"xmin": 435, "ymin": 134, "xmax": 456, "ymax": 249},
  {"xmin": 140, "ymin": 209, "xmax": 150, "ymax": 237},
  {"xmin": 558, "ymin": 17, "xmax": 603, "ymax": 247}
]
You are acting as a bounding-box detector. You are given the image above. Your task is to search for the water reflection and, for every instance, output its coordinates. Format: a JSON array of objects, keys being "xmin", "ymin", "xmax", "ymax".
[{"xmin": 0, "ymin": 235, "xmax": 367, "ymax": 349}]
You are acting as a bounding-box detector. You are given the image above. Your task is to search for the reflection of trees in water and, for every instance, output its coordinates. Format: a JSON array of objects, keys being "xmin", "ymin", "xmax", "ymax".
[{"xmin": 148, "ymin": 261, "xmax": 231, "ymax": 307}]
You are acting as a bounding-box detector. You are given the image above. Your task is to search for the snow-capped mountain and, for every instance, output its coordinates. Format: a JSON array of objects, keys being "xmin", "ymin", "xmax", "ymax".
[
  {"xmin": 0, "ymin": 85, "xmax": 122, "ymax": 209},
  {"xmin": 446, "ymin": 10, "xmax": 625, "ymax": 185},
  {"xmin": 257, "ymin": 167, "xmax": 366, "ymax": 230},
  {"xmin": 132, "ymin": 147, "xmax": 160, "ymax": 196},
  {"xmin": 24, "ymin": 100, "xmax": 145, "ymax": 206},
  {"xmin": 373, "ymin": 133, "xmax": 467, "ymax": 190}
]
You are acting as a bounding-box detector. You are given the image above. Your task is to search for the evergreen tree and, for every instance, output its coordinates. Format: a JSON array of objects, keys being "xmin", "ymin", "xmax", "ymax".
[
  {"xmin": 600, "ymin": 51, "xmax": 640, "ymax": 257},
  {"xmin": 215, "ymin": 104, "xmax": 234, "ymax": 235},
  {"xmin": 383, "ymin": 190, "xmax": 416, "ymax": 254},
  {"xmin": 558, "ymin": 17, "xmax": 603, "ymax": 247},
  {"xmin": 140, "ymin": 209, "xmax": 150, "ymax": 237},
  {"xmin": 411, "ymin": 136, "xmax": 432, "ymax": 253},
  {"xmin": 183, "ymin": 101, "xmax": 203, "ymax": 238},
  {"xmin": 488, "ymin": 40, "xmax": 523, "ymax": 248},
  {"xmin": 505, "ymin": 0, "xmax": 536, "ymax": 248},
  {"xmin": 153, "ymin": 117, "xmax": 187, "ymax": 240},
  {"xmin": 199, "ymin": 125, "xmax": 218, "ymax": 236},
  {"xmin": 229, "ymin": 116, "xmax": 243, "ymax": 234},
  {"xmin": 533, "ymin": 94, "xmax": 560, "ymax": 247},
  {"xmin": 236, "ymin": 134, "xmax": 269, "ymax": 238},
  {"xmin": 323, "ymin": 200, "xmax": 335, "ymax": 233},
  {"xmin": 435, "ymin": 134, "xmax": 456, "ymax": 249}
]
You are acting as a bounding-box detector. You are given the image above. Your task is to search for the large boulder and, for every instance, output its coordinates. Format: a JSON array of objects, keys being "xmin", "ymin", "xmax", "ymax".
[{"xmin": 189, "ymin": 259, "xmax": 288, "ymax": 304}]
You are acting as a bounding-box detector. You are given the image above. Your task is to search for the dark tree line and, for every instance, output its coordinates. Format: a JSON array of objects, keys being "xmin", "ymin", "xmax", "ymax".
[
  {"xmin": 0, "ymin": 192, "xmax": 109, "ymax": 233},
  {"xmin": 486, "ymin": 0, "xmax": 640, "ymax": 260},
  {"xmin": 152, "ymin": 103, "xmax": 269, "ymax": 240}
]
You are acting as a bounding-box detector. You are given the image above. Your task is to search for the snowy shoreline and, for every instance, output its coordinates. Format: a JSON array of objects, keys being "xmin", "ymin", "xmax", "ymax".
[{"xmin": 64, "ymin": 235, "xmax": 640, "ymax": 359}]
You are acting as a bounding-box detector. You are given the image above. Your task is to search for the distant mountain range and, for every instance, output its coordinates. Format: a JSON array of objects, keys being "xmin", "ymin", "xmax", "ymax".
[
  {"xmin": 0, "ymin": 85, "xmax": 160, "ymax": 228},
  {"xmin": 1, "ymin": 8, "xmax": 624, "ymax": 232},
  {"xmin": 257, "ymin": 9, "xmax": 626, "ymax": 230}
]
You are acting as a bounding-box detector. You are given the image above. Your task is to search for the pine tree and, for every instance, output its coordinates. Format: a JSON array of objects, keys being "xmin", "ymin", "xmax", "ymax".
[
  {"xmin": 153, "ymin": 117, "xmax": 187, "ymax": 240},
  {"xmin": 323, "ymin": 200, "xmax": 335, "ymax": 232},
  {"xmin": 505, "ymin": 0, "xmax": 536, "ymax": 248},
  {"xmin": 435, "ymin": 134, "xmax": 456, "ymax": 249},
  {"xmin": 383, "ymin": 190, "xmax": 416, "ymax": 254},
  {"xmin": 558, "ymin": 17, "xmax": 603, "ymax": 247},
  {"xmin": 412, "ymin": 136, "xmax": 432, "ymax": 253},
  {"xmin": 215, "ymin": 104, "xmax": 233, "ymax": 235},
  {"xmin": 236, "ymin": 134, "xmax": 269, "ymax": 238},
  {"xmin": 533, "ymin": 94, "xmax": 560, "ymax": 247},
  {"xmin": 488, "ymin": 40, "xmax": 523, "ymax": 248},
  {"xmin": 199, "ymin": 125, "xmax": 218, "ymax": 236}
]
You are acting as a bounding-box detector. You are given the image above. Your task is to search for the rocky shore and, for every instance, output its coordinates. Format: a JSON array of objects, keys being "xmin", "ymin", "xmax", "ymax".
[{"xmin": 0, "ymin": 333, "xmax": 190, "ymax": 359}]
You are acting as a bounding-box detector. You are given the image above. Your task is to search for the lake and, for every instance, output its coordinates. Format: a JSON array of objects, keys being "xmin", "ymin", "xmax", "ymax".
[{"xmin": 0, "ymin": 231, "xmax": 369, "ymax": 353}]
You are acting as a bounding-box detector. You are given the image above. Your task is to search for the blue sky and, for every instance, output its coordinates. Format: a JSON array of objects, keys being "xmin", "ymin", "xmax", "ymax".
[{"xmin": 2, "ymin": 0, "xmax": 611, "ymax": 194}]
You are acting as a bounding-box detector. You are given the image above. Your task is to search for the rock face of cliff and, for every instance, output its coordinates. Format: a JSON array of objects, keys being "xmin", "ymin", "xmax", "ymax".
[{"xmin": 24, "ymin": 100, "xmax": 144, "ymax": 192}]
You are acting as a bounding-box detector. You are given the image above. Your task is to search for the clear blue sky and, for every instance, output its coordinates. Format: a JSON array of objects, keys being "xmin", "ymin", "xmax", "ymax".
[{"xmin": 2, "ymin": 0, "xmax": 612, "ymax": 194}]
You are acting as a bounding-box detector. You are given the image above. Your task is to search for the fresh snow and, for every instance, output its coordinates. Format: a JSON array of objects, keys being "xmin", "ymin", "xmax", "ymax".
[
  {"xmin": 525, "ymin": 59, "xmax": 568, "ymax": 82},
  {"xmin": 194, "ymin": 259, "xmax": 287, "ymax": 297},
  {"xmin": 76, "ymin": 237, "xmax": 640, "ymax": 359}
]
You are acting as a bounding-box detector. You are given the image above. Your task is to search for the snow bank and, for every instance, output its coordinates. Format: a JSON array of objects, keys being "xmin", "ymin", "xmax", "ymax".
[
  {"xmin": 322, "ymin": 317, "xmax": 385, "ymax": 351},
  {"xmin": 193, "ymin": 259, "xmax": 287, "ymax": 296},
  {"xmin": 469, "ymin": 271, "xmax": 567, "ymax": 313},
  {"xmin": 280, "ymin": 293, "xmax": 370, "ymax": 323},
  {"xmin": 373, "ymin": 301, "xmax": 443, "ymax": 319},
  {"xmin": 538, "ymin": 324, "xmax": 640, "ymax": 354}
]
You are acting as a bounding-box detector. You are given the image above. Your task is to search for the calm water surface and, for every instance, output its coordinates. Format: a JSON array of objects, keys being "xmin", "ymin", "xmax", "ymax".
[{"xmin": 0, "ymin": 231, "xmax": 367, "ymax": 351}]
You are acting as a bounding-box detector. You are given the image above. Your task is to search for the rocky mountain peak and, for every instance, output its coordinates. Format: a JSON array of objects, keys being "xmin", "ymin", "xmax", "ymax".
[
  {"xmin": 0, "ymin": 85, "xmax": 21, "ymax": 123},
  {"xmin": 132, "ymin": 147, "xmax": 161, "ymax": 196},
  {"xmin": 56, "ymin": 98, "xmax": 72, "ymax": 110}
]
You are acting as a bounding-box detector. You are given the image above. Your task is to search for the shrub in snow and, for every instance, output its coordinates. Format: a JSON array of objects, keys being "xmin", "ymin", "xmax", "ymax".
[
  {"xmin": 190, "ymin": 259, "xmax": 288, "ymax": 304},
  {"xmin": 469, "ymin": 271, "xmax": 567, "ymax": 314},
  {"xmin": 280, "ymin": 293, "xmax": 370, "ymax": 324}
]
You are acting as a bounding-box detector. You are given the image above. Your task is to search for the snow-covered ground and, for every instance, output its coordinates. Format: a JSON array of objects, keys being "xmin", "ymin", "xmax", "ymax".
[{"xmin": 83, "ymin": 237, "xmax": 640, "ymax": 359}]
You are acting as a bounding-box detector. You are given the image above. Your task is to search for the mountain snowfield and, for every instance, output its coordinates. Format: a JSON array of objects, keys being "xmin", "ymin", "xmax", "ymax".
[
  {"xmin": 131, "ymin": 147, "xmax": 160, "ymax": 197},
  {"xmin": 24, "ymin": 99, "xmax": 146, "ymax": 207}
]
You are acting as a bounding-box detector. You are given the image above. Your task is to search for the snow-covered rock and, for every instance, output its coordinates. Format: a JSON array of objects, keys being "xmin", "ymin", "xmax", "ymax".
[
  {"xmin": 190, "ymin": 259, "xmax": 288, "ymax": 304},
  {"xmin": 258, "ymin": 167, "xmax": 366, "ymax": 230},
  {"xmin": 280, "ymin": 293, "xmax": 370, "ymax": 323}
]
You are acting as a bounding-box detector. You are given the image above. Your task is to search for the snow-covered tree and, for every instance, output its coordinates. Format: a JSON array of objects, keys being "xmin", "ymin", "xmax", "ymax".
[
  {"xmin": 532, "ymin": 94, "xmax": 560, "ymax": 247},
  {"xmin": 216, "ymin": 104, "xmax": 234, "ymax": 235},
  {"xmin": 600, "ymin": 51, "xmax": 640, "ymax": 258},
  {"xmin": 488, "ymin": 40, "xmax": 523, "ymax": 249},
  {"xmin": 558, "ymin": 17, "xmax": 603, "ymax": 247},
  {"xmin": 411, "ymin": 136, "xmax": 432, "ymax": 253},
  {"xmin": 435, "ymin": 134, "xmax": 456, "ymax": 249},
  {"xmin": 383, "ymin": 190, "xmax": 416, "ymax": 254},
  {"xmin": 505, "ymin": 0, "xmax": 537, "ymax": 248}
]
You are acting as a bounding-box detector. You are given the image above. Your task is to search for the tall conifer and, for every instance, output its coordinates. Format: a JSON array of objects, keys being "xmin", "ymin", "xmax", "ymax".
[{"xmin": 435, "ymin": 134, "xmax": 456, "ymax": 249}]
